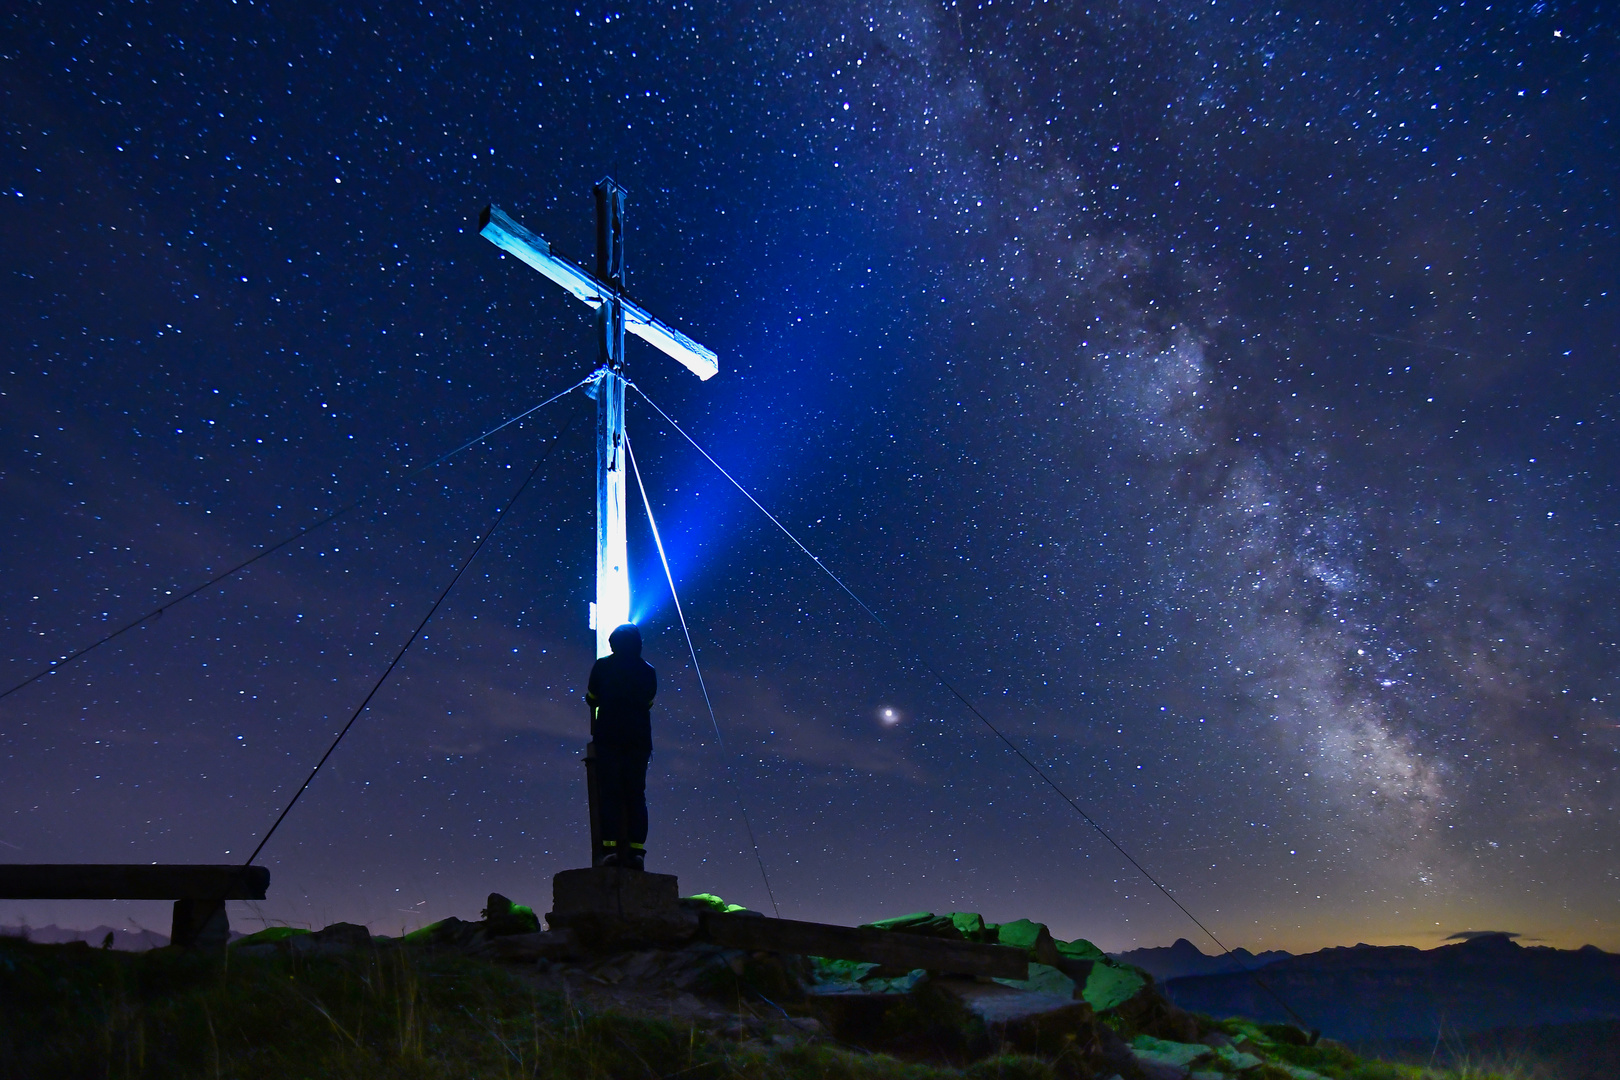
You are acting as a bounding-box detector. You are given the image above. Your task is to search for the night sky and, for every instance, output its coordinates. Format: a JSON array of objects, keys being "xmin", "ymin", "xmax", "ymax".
[{"xmin": 2, "ymin": 1, "xmax": 1616, "ymax": 953}]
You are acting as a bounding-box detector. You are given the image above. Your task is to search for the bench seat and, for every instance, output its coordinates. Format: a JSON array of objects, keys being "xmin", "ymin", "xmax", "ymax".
[{"xmin": 0, "ymin": 864, "xmax": 270, "ymax": 947}]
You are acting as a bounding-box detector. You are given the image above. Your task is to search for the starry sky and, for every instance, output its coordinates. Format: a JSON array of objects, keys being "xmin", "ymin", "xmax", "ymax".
[{"xmin": 2, "ymin": 1, "xmax": 1616, "ymax": 953}]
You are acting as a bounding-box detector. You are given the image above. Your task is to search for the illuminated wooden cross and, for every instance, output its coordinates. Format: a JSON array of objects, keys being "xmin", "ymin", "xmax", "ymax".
[{"xmin": 479, "ymin": 181, "xmax": 718, "ymax": 657}]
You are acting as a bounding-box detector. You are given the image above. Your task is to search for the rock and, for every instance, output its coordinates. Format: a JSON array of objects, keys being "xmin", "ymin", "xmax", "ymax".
[
  {"xmin": 807, "ymin": 956, "xmax": 882, "ymax": 993},
  {"xmin": 1081, "ymin": 957, "xmax": 1150, "ymax": 1012},
  {"xmin": 942, "ymin": 978, "xmax": 1079, "ymax": 1026},
  {"xmin": 287, "ymin": 922, "xmax": 372, "ymax": 955},
  {"xmin": 1213, "ymin": 1044, "xmax": 1265, "ymax": 1071},
  {"xmin": 863, "ymin": 912, "xmax": 954, "ymax": 935},
  {"xmin": 1270, "ymin": 1066, "xmax": 1331, "ymax": 1080},
  {"xmin": 684, "ymin": 894, "xmax": 759, "ymax": 915},
  {"xmin": 1131, "ymin": 1034, "xmax": 1215, "ymax": 1071},
  {"xmin": 995, "ymin": 918, "xmax": 1065, "ymax": 968},
  {"xmin": 932, "ymin": 975, "xmax": 1117, "ymax": 1061},
  {"xmin": 667, "ymin": 945, "xmax": 746, "ymax": 991},
  {"xmin": 481, "ymin": 892, "xmax": 541, "ymax": 936},
  {"xmin": 230, "ymin": 926, "xmax": 311, "ymax": 956},
  {"xmin": 402, "ymin": 916, "xmax": 487, "ymax": 952},
  {"xmin": 993, "ymin": 961, "xmax": 1078, "ymax": 999}
]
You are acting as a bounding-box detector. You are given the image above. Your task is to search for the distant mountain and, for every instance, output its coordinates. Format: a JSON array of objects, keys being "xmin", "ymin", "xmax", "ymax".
[
  {"xmin": 1, "ymin": 924, "xmax": 169, "ymax": 951},
  {"xmin": 1110, "ymin": 937, "xmax": 1291, "ymax": 981},
  {"xmin": 1161, "ymin": 933, "xmax": 1620, "ymax": 1042}
]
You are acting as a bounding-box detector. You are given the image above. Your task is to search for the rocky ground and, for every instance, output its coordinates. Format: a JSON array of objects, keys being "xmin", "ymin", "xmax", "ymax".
[
  {"xmin": 219, "ymin": 895, "xmax": 1494, "ymax": 1080},
  {"xmin": 2, "ymin": 891, "xmax": 1543, "ymax": 1079}
]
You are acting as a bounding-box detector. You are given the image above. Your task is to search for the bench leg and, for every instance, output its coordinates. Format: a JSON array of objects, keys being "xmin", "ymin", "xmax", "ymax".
[{"xmin": 171, "ymin": 898, "xmax": 230, "ymax": 948}]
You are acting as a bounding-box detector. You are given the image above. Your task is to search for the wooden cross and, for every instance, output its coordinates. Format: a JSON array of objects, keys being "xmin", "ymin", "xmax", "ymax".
[{"xmin": 480, "ymin": 181, "xmax": 717, "ymax": 657}]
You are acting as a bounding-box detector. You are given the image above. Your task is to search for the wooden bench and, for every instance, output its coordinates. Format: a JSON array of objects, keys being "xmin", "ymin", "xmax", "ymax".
[{"xmin": 0, "ymin": 864, "xmax": 270, "ymax": 948}]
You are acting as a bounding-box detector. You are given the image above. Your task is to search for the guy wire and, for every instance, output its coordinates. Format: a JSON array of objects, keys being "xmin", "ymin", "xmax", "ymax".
[
  {"xmin": 1, "ymin": 372, "xmax": 596, "ymax": 708},
  {"xmin": 628, "ymin": 380, "xmax": 1316, "ymax": 1035},
  {"xmin": 243, "ymin": 402, "xmax": 583, "ymax": 867},
  {"xmin": 624, "ymin": 431, "xmax": 781, "ymax": 917}
]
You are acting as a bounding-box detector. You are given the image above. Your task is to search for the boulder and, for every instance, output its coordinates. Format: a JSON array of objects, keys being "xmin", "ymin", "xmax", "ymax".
[
  {"xmin": 481, "ymin": 892, "xmax": 541, "ymax": 936},
  {"xmin": 401, "ymin": 916, "xmax": 487, "ymax": 951},
  {"xmin": 285, "ymin": 921, "xmax": 373, "ymax": 955}
]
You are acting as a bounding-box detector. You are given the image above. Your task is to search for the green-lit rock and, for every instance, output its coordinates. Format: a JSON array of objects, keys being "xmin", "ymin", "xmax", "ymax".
[
  {"xmin": 1083, "ymin": 957, "xmax": 1149, "ymax": 1012},
  {"xmin": 684, "ymin": 892, "xmax": 751, "ymax": 914},
  {"xmin": 481, "ymin": 892, "xmax": 541, "ymax": 936},
  {"xmin": 1214, "ymin": 1043, "xmax": 1265, "ymax": 1071},
  {"xmin": 229, "ymin": 925, "xmax": 311, "ymax": 947},
  {"xmin": 1131, "ymin": 1033, "xmax": 1216, "ymax": 1069},
  {"xmin": 1053, "ymin": 935, "xmax": 1108, "ymax": 962},
  {"xmin": 864, "ymin": 911, "xmax": 961, "ymax": 937},
  {"xmin": 993, "ymin": 961, "xmax": 1077, "ymax": 998}
]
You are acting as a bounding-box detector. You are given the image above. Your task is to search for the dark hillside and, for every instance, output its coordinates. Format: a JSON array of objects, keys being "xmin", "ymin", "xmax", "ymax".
[{"xmin": 1358, "ymin": 1019, "xmax": 1620, "ymax": 1080}]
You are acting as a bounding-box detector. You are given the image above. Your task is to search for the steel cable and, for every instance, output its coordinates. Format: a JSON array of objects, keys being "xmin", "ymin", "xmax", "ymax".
[
  {"xmin": 242, "ymin": 402, "xmax": 583, "ymax": 867},
  {"xmin": 1, "ymin": 373, "xmax": 595, "ymax": 708},
  {"xmin": 624, "ymin": 432, "xmax": 780, "ymax": 916},
  {"xmin": 628, "ymin": 380, "xmax": 1315, "ymax": 1034}
]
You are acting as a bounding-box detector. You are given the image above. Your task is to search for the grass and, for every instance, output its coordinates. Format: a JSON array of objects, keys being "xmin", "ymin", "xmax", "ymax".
[
  {"xmin": 0, "ymin": 936, "xmax": 1556, "ymax": 1080},
  {"xmin": 0, "ymin": 936, "xmax": 1041, "ymax": 1080}
]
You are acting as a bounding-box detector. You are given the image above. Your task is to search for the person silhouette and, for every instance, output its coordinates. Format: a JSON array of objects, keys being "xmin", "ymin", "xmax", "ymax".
[{"xmin": 585, "ymin": 623, "xmax": 657, "ymax": 869}]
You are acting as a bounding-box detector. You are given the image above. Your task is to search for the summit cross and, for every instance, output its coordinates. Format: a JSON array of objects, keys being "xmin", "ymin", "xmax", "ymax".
[{"xmin": 479, "ymin": 181, "xmax": 717, "ymax": 657}]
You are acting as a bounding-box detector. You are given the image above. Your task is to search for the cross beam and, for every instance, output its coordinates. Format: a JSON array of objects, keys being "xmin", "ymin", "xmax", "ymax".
[
  {"xmin": 479, "ymin": 183, "xmax": 717, "ymax": 657},
  {"xmin": 481, "ymin": 204, "xmax": 718, "ymax": 382}
]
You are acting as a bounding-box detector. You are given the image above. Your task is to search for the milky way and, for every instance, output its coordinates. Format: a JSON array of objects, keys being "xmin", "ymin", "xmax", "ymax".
[{"xmin": 1, "ymin": 1, "xmax": 1615, "ymax": 951}]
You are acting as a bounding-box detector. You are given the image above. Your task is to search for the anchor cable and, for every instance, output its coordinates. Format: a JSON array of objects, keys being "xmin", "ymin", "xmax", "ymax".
[
  {"xmin": 624, "ymin": 432, "xmax": 780, "ymax": 917},
  {"xmin": 243, "ymin": 405, "xmax": 582, "ymax": 867},
  {"xmin": 627, "ymin": 381, "xmax": 1315, "ymax": 1033},
  {"xmin": 1, "ymin": 372, "xmax": 596, "ymax": 709}
]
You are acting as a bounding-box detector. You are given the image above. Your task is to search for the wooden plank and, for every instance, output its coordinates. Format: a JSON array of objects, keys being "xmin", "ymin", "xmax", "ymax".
[
  {"xmin": 479, "ymin": 204, "xmax": 606, "ymax": 308},
  {"xmin": 479, "ymin": 204, "xmax": 718, "ymax": 382},
  {"xmin": 624, "ymin": 307, "xmax": 719, "ymax": 380},
  {"xmin": 0, "ymin": 864, "xmax": 269, "ymax": 900},
  {"xmin": 702, "ymin": 912, "xmax": 1028, "ymax": 980}
]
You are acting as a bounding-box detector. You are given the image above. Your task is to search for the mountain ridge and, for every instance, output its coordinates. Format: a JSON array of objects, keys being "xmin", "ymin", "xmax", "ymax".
[
  {"xmin": 1111, "ymin": 936, "xmax": 1293, "ymax": 981},
  {"xmin": 1161, "ymin": 933, "xmax": 1620, "ymax": 1041}
]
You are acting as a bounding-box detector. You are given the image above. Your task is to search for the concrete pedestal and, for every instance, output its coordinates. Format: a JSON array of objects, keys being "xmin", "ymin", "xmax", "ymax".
[{"xmin": 546, "ymin": 867, "xmax": 698, "ymax": 950}]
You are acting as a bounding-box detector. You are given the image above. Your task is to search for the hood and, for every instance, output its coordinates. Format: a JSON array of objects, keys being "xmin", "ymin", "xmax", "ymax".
[{"xmin": 608, "ymin": 623, "xmax": 642, "ymax": 658}]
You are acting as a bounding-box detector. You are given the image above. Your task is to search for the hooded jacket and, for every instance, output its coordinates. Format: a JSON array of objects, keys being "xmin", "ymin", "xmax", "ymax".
[{"xmin": 586, "ymin": 624, "xmax": 657, "ymax": 746}]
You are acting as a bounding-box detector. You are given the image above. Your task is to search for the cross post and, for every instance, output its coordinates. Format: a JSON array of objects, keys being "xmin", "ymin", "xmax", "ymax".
[{"xmin": 592, "ymin": 178, "xmax": 630, "ymax": 659}]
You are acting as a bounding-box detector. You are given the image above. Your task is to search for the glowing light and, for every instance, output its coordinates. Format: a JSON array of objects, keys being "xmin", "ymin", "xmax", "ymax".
[{"xmin": 878, "ymin": 706, "xmax": 901, "ymax": 726}]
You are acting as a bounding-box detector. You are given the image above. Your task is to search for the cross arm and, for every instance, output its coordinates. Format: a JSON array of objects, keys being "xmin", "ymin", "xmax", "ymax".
[
  {"xmin": 480, "ymin": 204, "xmax": 605, "ymax": 307},
  {"xmin": 622, "ymin": 304, "xmax": 718, "ymax": 381},
  {"xmin": 479, "ymin": 204, "xmax": 719, "ymax": 381}
]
